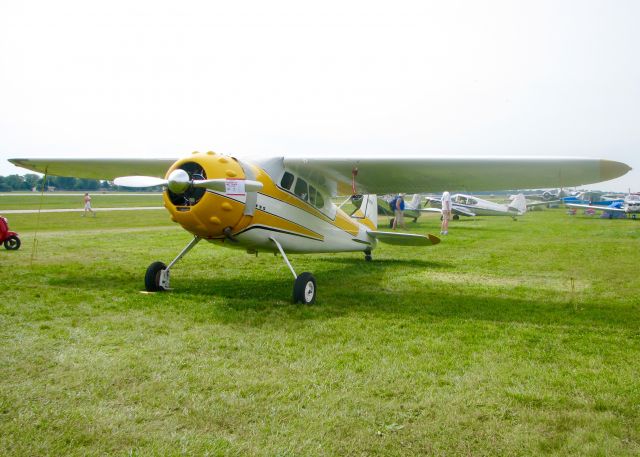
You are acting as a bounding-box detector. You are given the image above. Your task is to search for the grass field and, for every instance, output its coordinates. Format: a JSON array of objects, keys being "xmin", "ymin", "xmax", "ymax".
[
  {"xmin": 0, "ymin": 192, "xmax": 163, "ymax": 210},
  {"xmin": 1, "ymin": 197, "xmax": 639, "ymax": 456}
]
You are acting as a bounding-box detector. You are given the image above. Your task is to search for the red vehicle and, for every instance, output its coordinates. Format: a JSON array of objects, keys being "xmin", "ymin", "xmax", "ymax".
[{"xmin": 0, "ymin": 216, "xmax": 20, "ymax": 250}]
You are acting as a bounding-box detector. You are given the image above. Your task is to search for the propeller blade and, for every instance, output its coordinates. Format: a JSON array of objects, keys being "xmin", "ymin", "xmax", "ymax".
[
  {"xmin": 113, "ymin": 176, "xmax": 168, "ymax": 188},
  {"xmin": 192, "ymin": 179, "xmax": 263, "ymax": 192}
]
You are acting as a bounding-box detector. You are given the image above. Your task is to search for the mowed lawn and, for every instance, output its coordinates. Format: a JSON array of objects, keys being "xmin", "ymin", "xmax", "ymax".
[
  {"xmin": 1, "ymin": 202, "xmax": 639, "ymax": 456},
  {"xmin": 0, "ymin": 192, "xmax": 163, "ymax": 210}
]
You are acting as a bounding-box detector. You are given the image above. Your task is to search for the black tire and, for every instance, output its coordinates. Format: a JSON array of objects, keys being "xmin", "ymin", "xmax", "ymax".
[
  {"xmin": 365, "ymin": 254, "xmax": 372, "ymax": 262},
  {"xmin": 145, "ymin": 261, "xmax": 168, "ymax": 292},
  {"xmin": 4, "ymin": 235, "xmax": 20, "ymax": 250},
  {"xmin": 293, "ymin": 272, "xmax": 316, "ymax": 304},
  {"xmin": 453, "ymin": 214, "xmax": 460, "ymax": 221}
]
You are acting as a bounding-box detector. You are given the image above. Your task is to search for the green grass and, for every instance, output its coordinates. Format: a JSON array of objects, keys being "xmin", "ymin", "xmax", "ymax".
[
  {"xmin": 0, "ymin": 192, "xmax": 163, "ymax": 210},
  {"xmin": 1, "ymin": 208, "xmax": 639, "ymax": 456}
]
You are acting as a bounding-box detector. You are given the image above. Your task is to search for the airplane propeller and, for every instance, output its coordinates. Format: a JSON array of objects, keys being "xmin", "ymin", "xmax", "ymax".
[{"xmin": 113, "ymin": 169, "xmax": 263, "ymax": 194}]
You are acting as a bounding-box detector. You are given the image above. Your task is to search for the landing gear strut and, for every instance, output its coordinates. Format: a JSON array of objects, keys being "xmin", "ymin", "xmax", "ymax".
[
  {"xmin": 145, "ymin": 236, "xmax": 201, "ymax": 291},
  {"xmin": 364, "ymin": 248, "xmax": 372, "ymax": 262},
  {"xmin": 270, "ymin": 237, "xmax": 316, "ymax": 304}
]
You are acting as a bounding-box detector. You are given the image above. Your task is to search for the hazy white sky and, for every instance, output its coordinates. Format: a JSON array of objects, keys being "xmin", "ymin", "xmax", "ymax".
[{"xmin": 1, "ymin": 0, "xmax": 638, "ymax": 191}]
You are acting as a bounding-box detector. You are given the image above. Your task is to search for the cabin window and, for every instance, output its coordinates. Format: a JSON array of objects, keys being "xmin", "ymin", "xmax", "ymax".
[
  {"xmin": 308, "ymin": 185, "xmax": 317, "ymax": 206},
  {"xmin": 315, "ymin": 191, "xmax": 324, "ymax": 208},
  {"xmin": 468, "ymin": 198, "xmax": 477, "ymax": 205},
  {"xmin": 280, "ymin": 171, "xmax": 295, "ymax": 190},
  {"xmin": 294, "ymin": 178, "xmax": 308, "ymax": 201}
]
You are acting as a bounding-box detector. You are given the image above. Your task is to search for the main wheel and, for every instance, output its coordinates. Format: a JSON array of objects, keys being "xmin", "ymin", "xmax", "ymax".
[
  {"xmin": 453, "ymin": 214, "xmax": 460, "ymax": 220},
  {"xmin": 293, "ymin": 272, "xmax": 316, "ymax": 304},
  {"xmin": 145, "ymin": 261, "xmax": 168, "ymax": 292},
  {"xmin": 4, "ymin": 235, "xmax": 20, "ymax": 250}
]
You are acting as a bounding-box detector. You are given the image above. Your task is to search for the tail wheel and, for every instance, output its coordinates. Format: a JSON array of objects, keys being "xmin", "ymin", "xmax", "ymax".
[
  {"xmin": 145, "ymin": 261, "xmax": 168, "ymax": 291},
  {"xmin": 4, "ymin": 235, "xmax": 20, "ymax": 250},
  {"xmin": 293, "ymin": 272, "xmax": 316, "ymax": 304}
]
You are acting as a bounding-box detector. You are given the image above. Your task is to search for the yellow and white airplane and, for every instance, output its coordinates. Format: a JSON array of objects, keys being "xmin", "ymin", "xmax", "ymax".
[{"xmin": 9, "ymin": 154, "xmax": 630, "ymax": 303}]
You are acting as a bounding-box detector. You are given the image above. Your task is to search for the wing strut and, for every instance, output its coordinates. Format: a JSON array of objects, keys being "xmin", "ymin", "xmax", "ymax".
[{"xmin": 30, "ymin": 168, "xmax": 48, "ymax": 265}]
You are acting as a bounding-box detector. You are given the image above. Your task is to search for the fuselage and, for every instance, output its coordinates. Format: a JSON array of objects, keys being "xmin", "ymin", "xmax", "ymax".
[
  {"xmin": 623, "ymin": 194, "xmax": 640, "ymax": 213},
  {"xmin": 163, "ymin": 152, "xmax": 377, "ymax": 254}
]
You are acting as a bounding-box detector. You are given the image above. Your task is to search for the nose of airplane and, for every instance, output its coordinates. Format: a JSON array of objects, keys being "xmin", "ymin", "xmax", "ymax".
[{"xmin": 163, "ymin": 151, "xmax": 250, "ymax": 239}]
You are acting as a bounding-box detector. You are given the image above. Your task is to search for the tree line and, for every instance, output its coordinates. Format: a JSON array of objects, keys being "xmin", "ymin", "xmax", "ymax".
[{"xmin": 0, "ymin": 174, "xmax": 158, "ymax": 192}]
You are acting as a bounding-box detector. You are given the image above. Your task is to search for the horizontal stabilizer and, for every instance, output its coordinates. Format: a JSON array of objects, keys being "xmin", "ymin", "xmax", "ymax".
[
  {"xmin": 418, "ymin": 207, "xmax": 444, "ymax": 214},
  {"xmin": 368, "ymin": 230, "xmax": 440, "ymax": 246}
]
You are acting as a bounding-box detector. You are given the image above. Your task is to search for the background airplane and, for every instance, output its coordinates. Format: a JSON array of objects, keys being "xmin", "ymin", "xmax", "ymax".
[
  {"xmin": 424, "ymin": 193, "xmax": 528, "ymax": 220},
  {"xmin": 376, "ymin": 194, "xmax": 426, "ymax": 225},
  {"xmin": 566, "ymin": 193, "xmax": 640, "ymax": 219}
]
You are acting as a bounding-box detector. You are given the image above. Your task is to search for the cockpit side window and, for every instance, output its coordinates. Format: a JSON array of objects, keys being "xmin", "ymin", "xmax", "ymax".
[
  {"xmin": 308, "ymin": 185, "xmax": 317, "ymax": 206},
  {"xmin": 294, "ymin": 178, "xmax": 308, "ymax": 201},
  {"xmin": 315, "ymin": 191, "xmax": 325, "ymax": 208},
  {"xmin": 280, "ymin": 171, "xmax": 295, "ymax": 190}
]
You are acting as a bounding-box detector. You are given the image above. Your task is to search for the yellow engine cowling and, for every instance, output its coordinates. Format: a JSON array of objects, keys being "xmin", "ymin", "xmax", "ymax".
[{"xmin": 163, "ymin": 151, "xmax": 250, "ymax": 239}]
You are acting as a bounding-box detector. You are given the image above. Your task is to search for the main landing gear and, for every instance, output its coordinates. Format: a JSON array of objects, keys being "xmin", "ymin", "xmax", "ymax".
[
  {"xmin": 145, "ymin": 236, "xmax": 202, "ymax": 291},
  {"xmin": 364, "ymin": 248, "xmax": 372, "ymax": 262},
  {"xmin": 270, "ymin": 237, "xmax": 316, "ymax": 304},
  {"xmin": 143, "ymin": 235, "xmax": 319, "ymax": 304}
]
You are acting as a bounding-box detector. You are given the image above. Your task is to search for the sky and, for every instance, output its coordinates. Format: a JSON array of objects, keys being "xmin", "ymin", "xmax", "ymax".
[{"xmin": 1, "ymin": 0, "xmax": 638, "ymax": 191}]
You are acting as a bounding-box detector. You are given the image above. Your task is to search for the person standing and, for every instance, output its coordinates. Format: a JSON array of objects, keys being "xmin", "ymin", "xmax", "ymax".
[
  {"xmin": 83, "ymin": 192, "xmax": 95, "ymax": 217},
  {"xmin": 392, "ymin": 193, "xmax": 406, "ymax": 230},
  {"xmin": 440, "ymin": 191, "xmax": 451, "ymax": 234}
]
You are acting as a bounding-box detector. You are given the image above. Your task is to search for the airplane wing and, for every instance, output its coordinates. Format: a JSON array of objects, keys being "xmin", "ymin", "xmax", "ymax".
[
  {"xmin": 283, "ymin": 157, "xmax": 630, "ymax": 195},
  {"xmin": 451, "ymin": 206, "xmax": 476, "ymax": 217},
  {"xmin": 367, "ymin": 230, "xmax": 440, "ymax": 246},
  {"xmin": 8, "ymin": 158, "xmax": 175, "ymax": 180},
  {"xmin": 10, "ymin": 156, "xmax": 630, "ymax": 195},
  {"xmin": 565, "ymin": 203, "xmax": 627, "ymax": 213}
]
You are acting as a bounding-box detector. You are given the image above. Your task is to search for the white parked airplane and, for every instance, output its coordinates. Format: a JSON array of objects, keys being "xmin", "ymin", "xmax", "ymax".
[
  {"xmin": 9, "ymin": 154, "xmax": 630, "ymax": 302},
  {"xmin": 424, "ymin": 193, "xmax": 528, "ymax": 220}
]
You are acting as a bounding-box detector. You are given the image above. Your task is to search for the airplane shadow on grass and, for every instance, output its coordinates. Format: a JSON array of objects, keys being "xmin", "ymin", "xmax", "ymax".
[
  {"xmin": 42, "ymin": 256, "xmax": 638, "ymax": 332},
  {"xmin": 170, "ymin": 258, "xmax": 638, "ymax": 332}
]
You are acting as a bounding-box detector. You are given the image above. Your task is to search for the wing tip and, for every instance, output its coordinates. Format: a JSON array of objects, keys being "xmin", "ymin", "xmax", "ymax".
[{"xmin": 600, "ymin": 160, "xmax": 631, "ymax": 182}]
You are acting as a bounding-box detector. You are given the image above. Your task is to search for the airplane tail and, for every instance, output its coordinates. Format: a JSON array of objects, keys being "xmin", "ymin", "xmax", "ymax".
[
  {"xmin": 408, "ymin": 193, "xmax": 422, "ymax": 209},
  {"xmin": 351, "ymin": 194, "xmax": 378, "ymax": 229},
  {"xmin": 509, "ymin": 193, "xmax": 527, "ymax": 215}
]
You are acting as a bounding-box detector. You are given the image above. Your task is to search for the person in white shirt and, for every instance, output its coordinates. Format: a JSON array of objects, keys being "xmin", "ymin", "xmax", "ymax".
[
  {"xmin": 440, "ymin": 191, "xmax": 451, "ymax": 235},
  {"xmin": 83, "ymin": 192, "xmax": 95, "ymax": 217}
]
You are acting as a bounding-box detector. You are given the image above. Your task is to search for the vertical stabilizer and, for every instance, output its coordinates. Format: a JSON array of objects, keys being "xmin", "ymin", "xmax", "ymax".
[
  {"xmin": 408, "ymin": 194, "xmax": 422, "ymax": 209},
  {"xmin": 509, "ymin": 193, "xmax": 527, "ymax": 215},
  {"xmin": 351, "ymin": 194, "xmax": 378, "ymax": 229}
]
